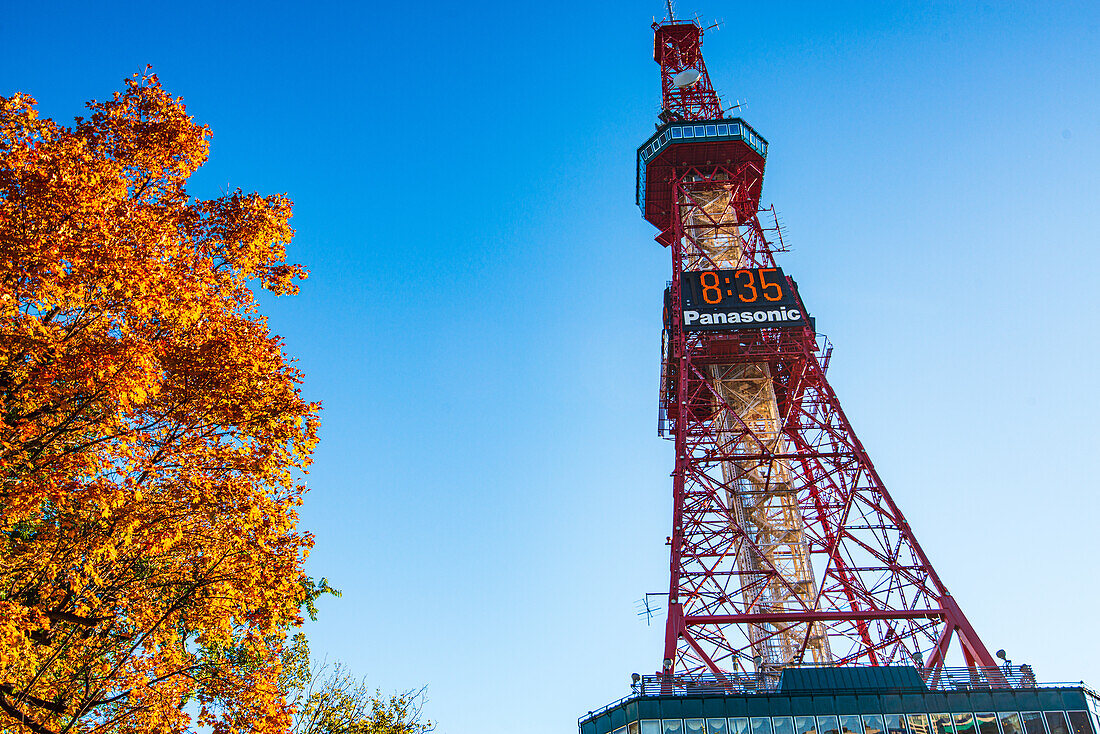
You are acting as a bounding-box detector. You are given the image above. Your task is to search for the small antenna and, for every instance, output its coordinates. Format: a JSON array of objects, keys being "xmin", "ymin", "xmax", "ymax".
[
  {"xmin": 665, "ymin": 0, "xmax": 675, "ymax": 21},
  {"xmin": 635, "ymin": 592, "xmax": 667, "ymax": 625}
]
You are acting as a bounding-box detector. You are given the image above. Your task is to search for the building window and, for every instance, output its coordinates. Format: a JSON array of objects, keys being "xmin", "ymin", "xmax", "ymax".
[
  {"xmin": 708, "ymin": 719, "xmax": 729, "ymax": 734},
  {"xmin": 930, "ymin": 713, "xmax": 955, "ymax": 734},
  {"xmin": 1045, "ymin": 714, "xmax": 1070, "ymax": 734},
  {"xmin": 1000, "ymin": 713, "xmax": 1023, "ymax": 734},
  {"xmin": 976, "ymin": 713, "xmax": 1001, "ymax": 734},
  {"xmin": 955, "ymin": 714, "xmax": 976, "ymax": 734},
  {"xmin": 797, "ymin": 717, "xmax": 819, "ymax": 734},
  {"xmin": 1067, "ymin": 712, "xmax": 1094, "ymax": 734},
  {"xmin": 665, "ymin": 720, "xmax": 685, "ymax": 734},
  {"xmin": 774, "ymin": 716, "xmax": 795, "ymax": 734},
  {"xmin": 1021, "ymin": 712, "xmax": 1048, "ymax": 734},
  {"xmin": 908, "ymin": 715, "xmax": 931, "ymax": 734},
  {"xmin": 642, "ymin": 721, "xmax": 662, "ymax": 734},
  {"xmin": 863, "ymin": 715, "xmax": 885, "ymax": 734},
  {"xmin": 686, "ymin": 720, "xmax": 705, "ymax": 734},
  {"xmin": 752, "ymin": 718, "xmax": 774, "ymax": 734},
  {"xmin": 840, "ymin": 716, "xmax": 864, "ymax": 734}
]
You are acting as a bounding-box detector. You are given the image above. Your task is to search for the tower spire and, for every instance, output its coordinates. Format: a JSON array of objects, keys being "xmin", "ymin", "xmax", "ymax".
[{"xmin": 653, "ymin": 19, "xmax": 723, "ymax": 121}]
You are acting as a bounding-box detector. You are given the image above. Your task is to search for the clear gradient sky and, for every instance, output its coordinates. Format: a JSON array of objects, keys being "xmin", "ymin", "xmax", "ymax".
[{"xmin": 4, "ymin": 2, "xmax": 1100, "ymax": 732}]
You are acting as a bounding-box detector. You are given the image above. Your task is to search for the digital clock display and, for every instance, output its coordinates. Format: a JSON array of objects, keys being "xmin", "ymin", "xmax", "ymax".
[{"xmin": 679, "ymin": 267, "xmax": 808, "ymax": 332}]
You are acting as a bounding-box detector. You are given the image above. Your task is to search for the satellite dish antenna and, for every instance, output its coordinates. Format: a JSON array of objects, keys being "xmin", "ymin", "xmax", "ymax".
[{"xmin": 673, "ymin": 69, "xmax": 702, "ymax": 88}]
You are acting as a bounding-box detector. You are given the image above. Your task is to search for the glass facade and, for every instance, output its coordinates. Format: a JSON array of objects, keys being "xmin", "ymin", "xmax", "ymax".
[{"xmin": 627, "ymin": 712, "xmax": 1093, "ymax": 734}]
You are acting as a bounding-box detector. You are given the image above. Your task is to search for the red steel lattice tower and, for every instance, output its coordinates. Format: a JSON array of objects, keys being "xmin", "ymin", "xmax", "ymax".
[{"xmin": 639, "ymin": 19, "xmax": 999, "ymax": 683}]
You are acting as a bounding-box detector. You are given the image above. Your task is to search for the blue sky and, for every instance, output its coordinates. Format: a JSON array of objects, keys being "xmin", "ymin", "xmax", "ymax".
[{"xmin": 4, "ymin": 1, "xmax": 1100, "ymax": 732}]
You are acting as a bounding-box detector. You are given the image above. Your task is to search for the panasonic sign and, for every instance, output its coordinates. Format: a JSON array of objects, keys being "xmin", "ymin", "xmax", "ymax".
[{"xmin": 677, "ymin": 267, "xmax": 810, "ymax": 333}]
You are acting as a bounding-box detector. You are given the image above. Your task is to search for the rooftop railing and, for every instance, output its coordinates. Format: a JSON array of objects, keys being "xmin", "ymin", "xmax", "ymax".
[{"xmin": 629, "ymin": 666, "xmax": 1053, "ymax": 696}]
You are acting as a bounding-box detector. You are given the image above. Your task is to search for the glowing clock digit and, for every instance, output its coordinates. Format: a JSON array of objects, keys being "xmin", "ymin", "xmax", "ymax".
[
  {"xmin": 759, "ymin": 267, "xmax": 784, "ymax": 301},
  {"xmin": 700, "ymin": 271, "xmax": 723, "ymax": 304},
  {"xmin": 735, "ymin": 269, "xmax": 758, "ymax": 302}
]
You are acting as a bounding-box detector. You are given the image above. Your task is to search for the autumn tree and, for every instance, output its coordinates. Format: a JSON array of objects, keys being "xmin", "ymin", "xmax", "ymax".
[
  {"xmin": 0, "ymin": 71, "xmax": 321, "ymax": 733},
  {"xmin": 277, "ymin": 635, "xmax": 433, "ymax": 734}
]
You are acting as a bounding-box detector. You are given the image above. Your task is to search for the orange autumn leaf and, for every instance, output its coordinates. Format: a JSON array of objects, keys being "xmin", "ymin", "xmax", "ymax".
[{"xmin": 0, "ymin": 71, "xmax": 319, "ymax": 734}]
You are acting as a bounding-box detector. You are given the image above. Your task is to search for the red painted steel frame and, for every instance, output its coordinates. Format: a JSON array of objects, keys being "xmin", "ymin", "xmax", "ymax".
[
  {"xmin": 647, "ymin": 20, "xmax": 998, "ymax": 682},
  {"xmin": 654, "ymin": 22, "xmax": 724, "ymax": 120}
]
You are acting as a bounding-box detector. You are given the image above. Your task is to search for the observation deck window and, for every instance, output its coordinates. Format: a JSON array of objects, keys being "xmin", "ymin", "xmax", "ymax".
[
  {"xmin": 683, "ymin": 127, "xmax": 694, "ymax": 137},
  {"xmin": 774, "ymin": 716, "xmax": 795, "ymax": 734},
  {"xmin": 752, "ymin": 718, "xmax": 774, "ymax": 734},
  {"xmin": 666, "ymin": 720, "xmax": 685, "ymax": 734},
  {"xmin": 1067, "ymin": 712, "xmax": 1095, "ymax": 734},
  {"xmin": 671, "ymin": 127, "xmax": 683, "ymax": 138},
  {"xmin": 976, "ymin": 713, "xmax": 1001, "ymax": 734},
  {"xmin": 884, "ymin": 715, "xmax": 906, "ymax": 734},
  {"xmin": 819, "ymin": 716, "xmax": 841, "ymax": 734},
  {"xmin": 863, "ymin": 715, "xmax": 885, "ymax": 734},
  {"xmin": 706, "ymin": 124, "xmax": 718, "ymax": 135},
  {"xmin": 1022, "ymin": 712, "xmax": 1048, "ymax": 734},
  {"xmin": 1000, "ymin": 714, "xmax": 1023, "ymax": 734},
  {"xmin": 908, "ymin": 715, "xmax": 931, "ymax": 734},
  {"xmin": 687, "ymin": 720, "xmax": 705, "ymax": 734},
  {"xmin": 840, "ymin": 716, "xmax": 864, "ymax": 734},
  {"xmin": 798, "ymin": 716, "xmax": 820, "ymax": 734},
  {"xmin": 730, "ymin": 718, "xmax": 750, "ymax": 734},
  {"xmin": 708, "ymin": 720, "xmax": 729, "ymax": 734},
  {"xmin": 1045, "ymin": 714, "xmax": 1070, "ymax": 734},
  {"xmin": 930, "ymin": 714, "xmax": 955, "ymax": 734},
  {"xmin": 955, "ymin": 714, "xmax": 976, "ymax": 734},
  {"xmin": 695, "ymin": 125, "xmax": 706, "ymax": 136}
]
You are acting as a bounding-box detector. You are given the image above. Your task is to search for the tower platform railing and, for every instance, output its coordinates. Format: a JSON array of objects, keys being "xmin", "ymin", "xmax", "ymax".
[{"xmin": 631, "ymin": 666, "xmax": 1055, "ymax": 696}]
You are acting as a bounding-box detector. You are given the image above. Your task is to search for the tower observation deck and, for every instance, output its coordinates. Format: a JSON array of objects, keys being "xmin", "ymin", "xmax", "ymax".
[{"xmin": 577, "ymin": 15, "xmax": 1097, "ymax": 734}]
